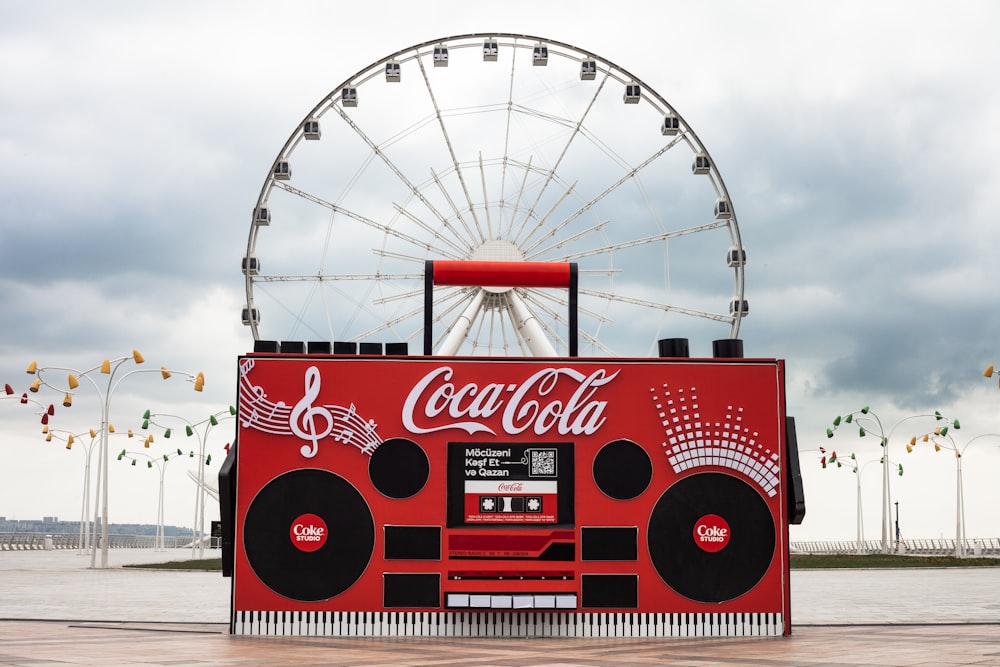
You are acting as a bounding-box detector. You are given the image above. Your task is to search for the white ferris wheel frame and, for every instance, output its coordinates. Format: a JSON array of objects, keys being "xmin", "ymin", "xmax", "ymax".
[{"xmin": 243, "ymin": 33, "xmax": 746, "ymax": 357}]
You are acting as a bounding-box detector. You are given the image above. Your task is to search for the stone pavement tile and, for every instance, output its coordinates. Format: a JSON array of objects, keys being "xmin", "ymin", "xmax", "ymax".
[
  {"xmin": 3, "ymin": 550, "xmax": 1000, "ymax": 666},
  {"xmin": 0, "ymin": 621, "xmax": 999, "ymax": 666}
]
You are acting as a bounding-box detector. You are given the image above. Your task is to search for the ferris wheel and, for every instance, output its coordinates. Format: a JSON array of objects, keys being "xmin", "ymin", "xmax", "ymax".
[{"xmin": 243, "ymin": 33, "xmax": 746, "ymax": 357}]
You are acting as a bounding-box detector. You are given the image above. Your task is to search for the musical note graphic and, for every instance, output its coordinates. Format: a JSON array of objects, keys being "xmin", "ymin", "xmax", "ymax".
[
  {"xmin": 241, "ymin": 409, "xmax": 259, "ymax": 428},
  {"xmin": 238, "ymin": 361, "xmax": 383, "ymax": 457},
  {"xmin": 330, "ymin": 403, "xmax": 381, "ymax": 455},
  {"xmin": 238, "ymin": 360, "xmax": 292, "ymax": 436},
  {"xmin": 290, "ymin": 367, "xmax": 334, "ymax": 458}
]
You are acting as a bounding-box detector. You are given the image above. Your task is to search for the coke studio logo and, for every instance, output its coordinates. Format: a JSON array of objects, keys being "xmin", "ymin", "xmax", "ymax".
[
  {"xmin": 693, "ymin": 514, "xmax": 730, "ymax": 553},
  {"xmin": 289, "ymin": 513, "xmax": 328, "ymax": 553}
]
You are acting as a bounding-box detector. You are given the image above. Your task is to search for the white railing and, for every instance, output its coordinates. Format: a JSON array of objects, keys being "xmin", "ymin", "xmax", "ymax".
[
  {"xmin": 791, "ymin": 538, "xmax": 1000, "ymax": 557},
  {"xmin": 0, "ymin": 532, "xmax": 192, "ymax": 551}
]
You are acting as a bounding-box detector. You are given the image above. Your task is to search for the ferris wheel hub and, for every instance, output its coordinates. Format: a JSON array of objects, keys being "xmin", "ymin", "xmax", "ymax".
[{"xmin": 470, "ymin": 240, "xmax": 525, "ymax": 294}]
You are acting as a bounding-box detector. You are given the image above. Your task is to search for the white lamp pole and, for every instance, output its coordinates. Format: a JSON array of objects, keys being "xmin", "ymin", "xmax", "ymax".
[
  {"xmin": 910, "ymin": 430, "xmax": 1000, "ymax": 558},
  {"xmin": 27, "ymin": 352, "xmax": 203, "ymax": 568},
  {"xmin": 828, "ymin": 409, "xmax": 936, "ymax": 554},
  {"xmin": 142, "ymin": 405, "xmax": 232, "ymax": 558},
  {"xmin": 45, "ymin": 428, "xmax": 99, "ymax": 554},
  {"xmin": 853, "ymin": 459, "xmax": 884, "ymax": 555},
  {"xmin": 118, "ymin": 448, "xmax": 186, "ymax": 550},
  {"xmin": 819, "ymin": 449, "xmax": 892, "ymax": 555}
]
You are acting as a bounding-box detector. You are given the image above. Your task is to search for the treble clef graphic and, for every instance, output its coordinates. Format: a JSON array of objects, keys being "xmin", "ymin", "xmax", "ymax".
[{"xmin": 290, "ymin": 366, "xmax": 333, "ymax": 458}]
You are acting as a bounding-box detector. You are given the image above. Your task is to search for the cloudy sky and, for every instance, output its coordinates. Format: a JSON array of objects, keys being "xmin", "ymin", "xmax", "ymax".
[{"xmin": 2, "ymin": 0, "xmax": 999, "ymax": 547}]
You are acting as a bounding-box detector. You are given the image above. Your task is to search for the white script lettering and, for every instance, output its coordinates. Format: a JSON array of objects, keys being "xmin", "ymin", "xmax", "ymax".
[{"xmin": 402, "ymin": 366, "xmax": 619, "ymax": 436}]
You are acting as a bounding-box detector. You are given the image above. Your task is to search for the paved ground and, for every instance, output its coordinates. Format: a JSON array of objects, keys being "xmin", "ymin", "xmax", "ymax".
[{"xmin": 1, "ymin": 548, "xmax": 999, "ymax": 665}]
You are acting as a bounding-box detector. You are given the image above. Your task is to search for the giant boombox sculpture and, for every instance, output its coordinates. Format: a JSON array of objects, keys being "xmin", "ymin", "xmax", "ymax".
[{"xmin": 219, "ymin": 261, "xmax": 806, "ymax": 638}]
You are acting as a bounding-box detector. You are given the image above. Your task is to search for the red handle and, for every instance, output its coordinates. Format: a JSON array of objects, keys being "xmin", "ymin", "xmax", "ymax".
[
  {"xmin": 423, "ymin": 260, "xmax": 578, "ymax": 356},
  {"xmin": 431, "ymin": 260, "xmax": 571, "ymax": 288}
]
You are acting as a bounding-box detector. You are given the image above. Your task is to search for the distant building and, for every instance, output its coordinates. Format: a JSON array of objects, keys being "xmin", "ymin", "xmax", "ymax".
[{"xmin": 0, "ymin": 517, "xmax": 191, "ymax": 536}]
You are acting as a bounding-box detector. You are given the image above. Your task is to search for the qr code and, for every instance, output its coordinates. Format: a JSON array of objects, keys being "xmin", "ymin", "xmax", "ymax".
[{"xmin": 529, "ymin": 449, "xmax": 557, "ymax": 477}]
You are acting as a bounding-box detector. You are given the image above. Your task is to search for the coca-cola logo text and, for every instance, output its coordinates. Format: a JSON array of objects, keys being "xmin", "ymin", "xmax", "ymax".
[
  {"xmin": 289, "ymin": 513, "xmax": 328, "ymax": 552},
  {"xmin": 693, "ymin": 514, "xmax": 730, "ymax": 553},
  {"xmin": 497, "ymin": 482, "xmax": 524, "ymax": 492},
  {"xmin": 402, "ymin": 366, "xmax": 619, "ymax": 436}
]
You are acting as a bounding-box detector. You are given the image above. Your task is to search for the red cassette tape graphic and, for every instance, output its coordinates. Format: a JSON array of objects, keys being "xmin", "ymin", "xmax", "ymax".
[{"xmin": 221, "ymin": 354, "xmax": 802, "ymax": 637}]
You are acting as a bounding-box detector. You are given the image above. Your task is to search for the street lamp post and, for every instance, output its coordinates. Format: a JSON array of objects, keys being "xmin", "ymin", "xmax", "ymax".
[
  {"xmin": 117, "ymin": 447, "xmax": 187, "ymax": 550},
  {"xmin": 44, "ymin": 428, "xmax": 100, "ymax": 553},
  {"xmin": 1, "ymin": 388, "xmax": 78, "ymax": 543},
  {"xmin": 827, "ymin": 407, "xmax": 938, "ymax": 554},
  {"xmin": 819, "ymin": 450, "xmax": 896, "ymax": 555},
  {"xmin": 50, "ymin": 426, "xmax": 150, "ymax": 554},
  {"xmin": 908, "ymin": 428, "xmax": 1000, "ymax": 557},
  {"xmin": 894, "ymin": 500, "xmax": 900, "ymax": 551},
  {"xmin": 142, "ymin": 406, "xmax": 233, "ymax": 558},
  {"xmin": 26, "ymin": 352, "xmax": 203, "ymax": 568}
]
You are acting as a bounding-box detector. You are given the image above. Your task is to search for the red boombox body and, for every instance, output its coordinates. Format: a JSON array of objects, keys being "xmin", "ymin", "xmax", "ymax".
[{"xmin": 220, "ymin": 352, "xmax": 805, "ymax": 637}]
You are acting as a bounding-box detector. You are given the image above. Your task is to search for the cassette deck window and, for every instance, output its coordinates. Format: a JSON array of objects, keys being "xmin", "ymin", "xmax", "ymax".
[{"xmin": 446, "ymin": 442, "xmax": 575, "ymax": 528}]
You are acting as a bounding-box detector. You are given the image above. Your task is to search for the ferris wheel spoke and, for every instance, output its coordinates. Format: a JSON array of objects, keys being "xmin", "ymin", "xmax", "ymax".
[
  {"xmin": 467, "ymin": 300, "xmax": 493, "ymax": 355},
  {"xmin": 392, "ymin": 202, "xmax": 472, "ymax": 258},
  {"xmin": 431, "ymin": 288, "xmax": 481, "ymax": 352},
  {"xmin": 496, "ymin": 49, "xmax": 518, "ymax": 241},
  {"xmin": 355, "ymin": 282, "xmax": 471, "ymax": 343},
  {"xmin": 579, "ymin": 287, "xmax": 734, "ymax": 324},
  {"xmin": 511, "ymin": 180, "xmax": 579, "ymax": 253},
  {"xmin": 331, "ymin": 105, "xmax": 456, "ymax": 232},
  {"xmin": 509, "ymin": 104, "xmax": 582, "ymax": 128},
  {"xmin": 496, "ymin": 294, "xmax": 528, "ymax": 356},
  {"xmin": 417, "ymin": 56, "xmax": 485, "ymax": 245},
  {"xmin": 331, "ymin": 270, "xmax": 378, "ymax": 335},
  {"xmin": 352, "ymin": 306, "xmax": 421, "ymax": 341},
  {"xmin": 477, "ymin": 154, "xmax": 494, "ymax": 239},
  {"xmin": 528, "ymin": 286, "xmax": 612, "ymax": 325},
  {"xmin": 548, "ymin": 219, "xmax": 730, "ymax": 262},
  {"xmin": 578, "ymin": 324, "xmax": 617, "ymax": 356},
  {"xmin": 526, "ymin": 292, "xmax": 612, "ymax": 357},
  {"xmin": 509, "ymin": 73, "xmax": 608, "ymax": 243},
  {"xmin": 255, "ymin": 272, "xmax": 423, "ymax": 283},
  {"xmin": 375, "ymin": 248, "xmax": 439, "ymax": 268},
  {"xmin": 501, "ymin": 156, "xmax": 534, "ymax": 241},
  {"xmin": 373, "ymin": 285, "xmax": 425, "ymax": 306},
  {"xmin": 520, "ymin": 289, "xmax": 614, "ymax": 355},
  {"xmin": 428, "ymin": 169, "xmax": 483, "ymax": 247},
  {"xmin": 524, "ymin": 219, "xmax": 607, "ymax": 259},
  {"xmin": 274, "ymin": 181, "xmax": 460, "ymax": 260},
  {"xmin": 253, "ymin": 282, "xmax": 326, "ymax": 341},
  {"xmin": 517, "ymin": 136, "xmax": 686, "ymax": 249},
  {"xmin": 432, "ymin": 286, "xmax": 481, "ymax": 324},
  {"xmin": 322, "ymin": 276, "xmax": 402, "ymax": 338}
]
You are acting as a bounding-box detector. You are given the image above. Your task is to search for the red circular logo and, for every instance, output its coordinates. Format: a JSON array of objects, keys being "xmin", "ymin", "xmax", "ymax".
[
  {"xmin": 693, "ymin": 514, "xmax": 730, "ymax": 553},
  {"xmin": 289, "ymin": 513, "xmax": 328, "ymax": 552}
]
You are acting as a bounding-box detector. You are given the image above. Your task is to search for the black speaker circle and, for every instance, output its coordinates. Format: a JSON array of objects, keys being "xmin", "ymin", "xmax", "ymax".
[
  {"xmin": 647, "ymin": 472, "xmax": 775, "ymax": 603},
  {"xmin": 243, "ymin": 469, "xmax": 374, "ymax": 601},
  {"xmin": 593, "ymin": 439, "xmax": 652, "ymax": 500},
  {"xmin": 369, "ymin": 437, "xmax": 429, "ymax": 499}
]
